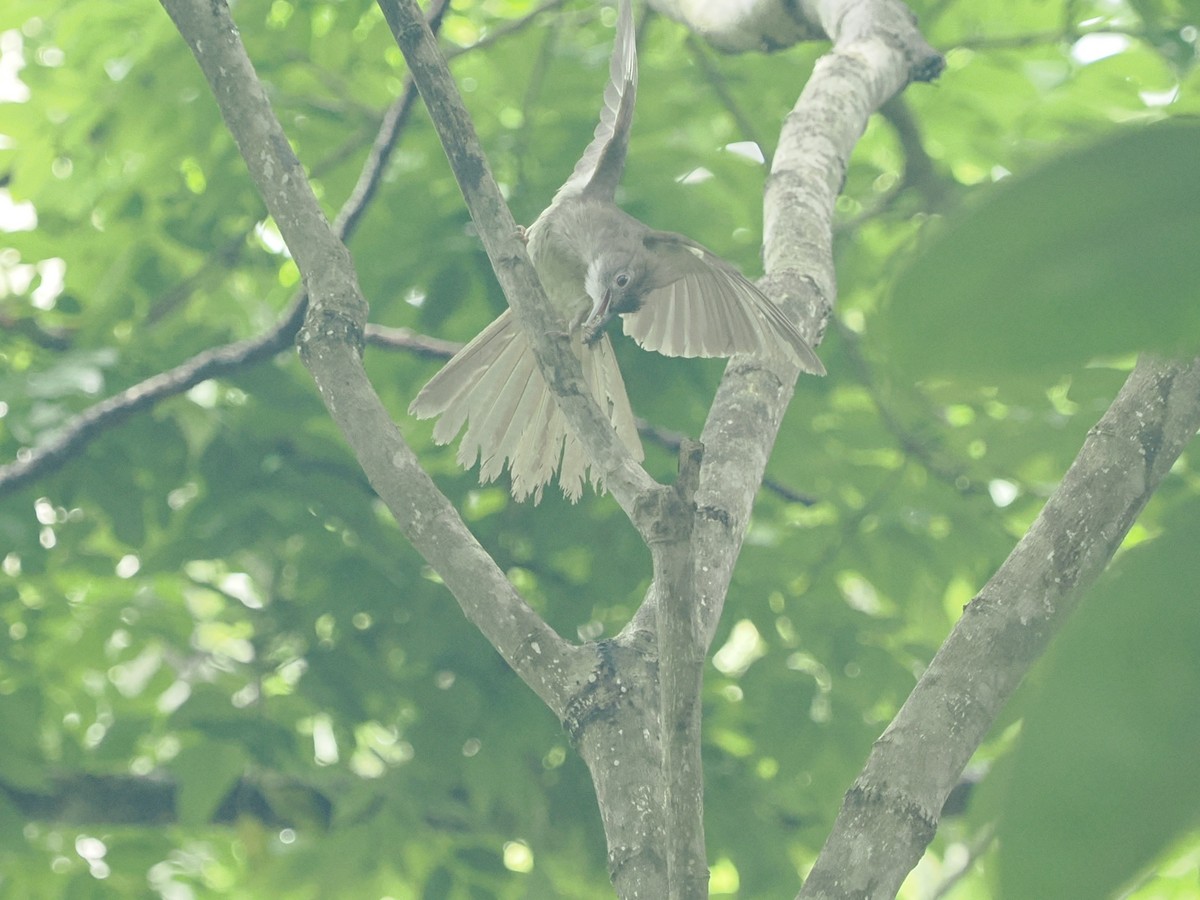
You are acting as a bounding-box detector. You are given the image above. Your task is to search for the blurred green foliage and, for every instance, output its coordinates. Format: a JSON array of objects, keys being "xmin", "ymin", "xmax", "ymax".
[{"xmin": 0, "ymin": 0, "xmax": 1198, "ymax": 897}]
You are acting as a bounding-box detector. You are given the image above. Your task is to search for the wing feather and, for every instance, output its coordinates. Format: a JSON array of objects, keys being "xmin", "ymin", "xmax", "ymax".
[
  {"xmin": 547, "ymin": 0, "xmax": 637, "ymax": 205},
  {"xmin": 622, "ymin": 232, "xmax": 826, "ymax": 374}
]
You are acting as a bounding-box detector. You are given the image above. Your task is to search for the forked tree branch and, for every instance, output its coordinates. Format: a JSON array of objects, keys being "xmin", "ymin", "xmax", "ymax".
[
  {"xmin": 370, "ymin": 12, "xmax": 709, "ymax": 893},
  {"xmin": 799, "ymin": 355, "xmax": 1200, "ymax": 898},
  {"xmin": 159, "ymin": 0, "xmax": 589, "ymax": 716}
]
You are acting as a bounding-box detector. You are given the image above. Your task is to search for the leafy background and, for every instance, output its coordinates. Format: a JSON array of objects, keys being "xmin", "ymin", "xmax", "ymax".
[{"xmin": 1, "ymin": 0, "xmax": 1198, "ymax": 897}]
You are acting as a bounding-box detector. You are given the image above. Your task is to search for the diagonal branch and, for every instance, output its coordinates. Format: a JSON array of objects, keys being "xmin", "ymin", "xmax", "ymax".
[
  {"xmin": 374, "ymin": 0, "xmax": 660, "ymax": 529},
  {"xmin": 691, "ymin": 0, "xmax": 944, "ymax": 647},
  {"xmin": 0, "ymin": 0, "xmax": 562, "ymax": 502},
  {"xmin": 159, "ymin": 0, "xmax": 587, "ymax": 717},
  {"xmin": 684, "ymin": 33, "xmax": 769, "ymax": 154},
  {"xmin": 0, "ymin": 2, "xmax": 448, "ymax": 501},
  {"xmin": 0, "ymin": 301, "xmax": 308, "ymax": 499},
  {"xmin": 837, "ymin": 319, "xmax": 989, "ymax": 497},
  {"xmin": 798, "ymin": 354, "xmax": 1200, "ymax": 898}
]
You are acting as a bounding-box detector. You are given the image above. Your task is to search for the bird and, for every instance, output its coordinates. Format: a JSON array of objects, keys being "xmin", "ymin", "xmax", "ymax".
[{"xmin": 409, "ymin": 0, "xmax": 824, "ymax": 503}]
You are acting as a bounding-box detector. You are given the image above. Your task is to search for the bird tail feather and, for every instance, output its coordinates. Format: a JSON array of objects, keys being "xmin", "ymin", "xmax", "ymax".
[{"xmin": 409, "ymin": 310, "xmax": 643, "ymax": 503}]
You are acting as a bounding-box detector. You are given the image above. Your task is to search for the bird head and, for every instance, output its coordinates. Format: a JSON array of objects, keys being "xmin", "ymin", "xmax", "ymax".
[{"xmin": 581, "ymin": 250, "xmax": 651, "ymax": 345}]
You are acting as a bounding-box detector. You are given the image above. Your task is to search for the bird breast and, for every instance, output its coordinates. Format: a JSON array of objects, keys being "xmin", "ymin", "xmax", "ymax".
[
  {"xmin": 528, "ymin": 198, "xmax": 646, "ymax": 321},
  {"xmin": 525, "ymin": 206, "xmax": 593, "ymax": 322}
]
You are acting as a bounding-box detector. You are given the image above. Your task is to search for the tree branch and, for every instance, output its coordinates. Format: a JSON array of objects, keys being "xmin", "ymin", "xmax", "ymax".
[
  {"xmin": 374, "ymin": 0, "xmax": 659, "ymax": 528},
  {"xmin": 2, "ymin": 772, "xmax": 331, "ymax": 829},
  {"xmin": 0, "ymin": 301, "xmax": 307, "ymax": 499},
  {"xmin": 650, "ymin": 442, "xmax": 708, "ymax": 899},
  {"xmin": 798, "ymin": 355, "xmax": 1200, "ymax": 898},
  {"xmin": 0, "ymin": 1, "xmax": 447, "ymax": 501},
  {"xmin": 691, "ymin": 0, "xmax": 943, "ymax": 648},
  {"xmin": 159, "ymin": 0, "xmax": 588, "ymax": 717},
  {"xmin": 364, "ymin": 323, "xmax": 465, "ymax": 358}
]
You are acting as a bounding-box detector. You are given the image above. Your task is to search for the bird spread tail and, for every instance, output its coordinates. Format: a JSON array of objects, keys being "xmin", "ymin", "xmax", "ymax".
[{"xmin": 409, "ymin": 309, "xmax": 644, "ymax": 503}]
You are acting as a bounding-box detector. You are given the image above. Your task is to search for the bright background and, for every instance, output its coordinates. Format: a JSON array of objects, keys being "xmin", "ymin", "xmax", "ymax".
[{"xmin": 1, "ymin": 0, "xmax": 1198, "ymax": 897}]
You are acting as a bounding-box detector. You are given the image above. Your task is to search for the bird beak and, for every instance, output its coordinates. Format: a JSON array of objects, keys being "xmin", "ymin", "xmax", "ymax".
[{"xmin": 581, "ymin": 288, "xmax": 612, "ymax": 346}]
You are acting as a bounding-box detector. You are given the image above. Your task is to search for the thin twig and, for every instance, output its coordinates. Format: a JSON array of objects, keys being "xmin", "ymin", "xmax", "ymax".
[
  {"xmin": 444, "ymin": 0, "xmax": 570, "ymax": 60},
  {"xmin": 634, "ymin": 417, "xmax": 818, "ymax": 506},
  {"xmin": 924, "ymin": 824, "xmax": 995, "ymax": 900},
  {"xmin": 835, "ymin": 95, "xmax": 952, "ymax": 233},
  {"xmin": 685, "ymin": 34, "xmax": 768, "ymax": 155},
  {"xmin": 0, "ymin": 0, "xmax": 452, "ymax": 500},
  {"xmin": 836, "ymin": 317, "xmax": 988, "ymax": 497},
  {"xmin": 363, "ymin": 323, "xmax": 464, "ymax": 359},
  {"xmin": 0, "ymin": 302, "xmax": 308, "ymax": 499}
]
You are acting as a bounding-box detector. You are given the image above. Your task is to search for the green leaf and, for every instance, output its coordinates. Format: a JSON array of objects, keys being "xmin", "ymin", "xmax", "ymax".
[
  {"xmin": 882, "ymin": 120, "xmax": 1200, "ymax": 380},
  {"xmin": 168, "ymin": 740, "xmax": 247, "ymax": 826},
  {"xmin": 0, "ymin": 687, "xmax": 48, "ymax": 791},
  {"xmin": 0, "ymin": 792, "xmax": 27, "ymax": 848},
  {"xmin": 6, "ymin": 0, "xmax": 1200, "ymax": 895},
  {"xmin": 995, "ymin": 501, "xmax": 1200, "ymax": 898}
]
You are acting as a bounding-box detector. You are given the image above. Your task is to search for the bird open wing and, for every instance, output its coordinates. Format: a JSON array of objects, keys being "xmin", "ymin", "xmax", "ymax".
[
  {"xmin": 548, "ymin": 0, "xmax": 637, "ymax": 206},
  {"xmin": 621, "ymin": 230, "xmax": 826, "ymax": 374}
]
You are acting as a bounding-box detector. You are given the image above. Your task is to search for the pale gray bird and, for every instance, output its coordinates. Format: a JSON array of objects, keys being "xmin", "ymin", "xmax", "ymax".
[{"xmin": 410, "ymin": 0, "xmax": 824, "ymax": 503}]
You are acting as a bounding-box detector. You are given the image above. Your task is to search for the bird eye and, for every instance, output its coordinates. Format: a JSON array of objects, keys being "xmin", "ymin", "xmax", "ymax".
[{"xmin": 615, "ymin": 273, "xmax": 630, "ymax": 288}]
